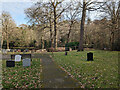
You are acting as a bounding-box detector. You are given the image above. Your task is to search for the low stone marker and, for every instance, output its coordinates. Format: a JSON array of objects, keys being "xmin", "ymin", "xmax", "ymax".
[
  {"xmin": 6, "ymin": 60, "xmax": 15, "ymax": 67},
  {"xmin": 65, "ymin": 51, "xmax": 68, "ymax": 55},
  {"xmin": 87, "ymin": 52, "xmax": 93, "ymax": 61},
  {"xmin": 15, "ymin": 55, "xmax": 21, "ymax": 62},
  {"xmin": 23, "ymin": 58, "xmax": 31, "ymax": 67}
]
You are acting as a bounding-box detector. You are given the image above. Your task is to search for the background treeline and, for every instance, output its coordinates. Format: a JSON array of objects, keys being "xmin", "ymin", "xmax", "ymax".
[{"xmin": 0, "ymin": 0, "xmax": 120, "ymax": 51}]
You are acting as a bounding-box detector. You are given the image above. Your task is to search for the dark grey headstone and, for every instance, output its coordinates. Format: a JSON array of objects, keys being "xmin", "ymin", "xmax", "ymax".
[
  {"xmin": 6, "ymin": 60, "xmax": 15, "ymax": 67},
  {"xmin": 65, "ymin": 51, "xmax": 68, "ymax": 55},
  {"xmin": 87, "ymin": 52, "xmax": 93, "ymax": 61}
]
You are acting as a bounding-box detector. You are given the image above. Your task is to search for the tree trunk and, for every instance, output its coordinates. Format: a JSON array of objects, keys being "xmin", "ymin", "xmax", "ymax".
[
  {"xmin": 78, "ymin": 1, "xmax": 86, "ymax": 51},
  {"xmin": 7, "ymin": 39, "xmax": 9, "ymax": 49},
  {"xmin": 54, "ymin": 7, "xmax": 57, "ymax": 49},
  {"xmin": 111, "ymin": 32, "xmax": 114, "ymax": 50},
  {"xmin": 67, "ymin": 24, "xmax": 72, "ymax": 44},
  {"xmin": 6, "ymin": 24, "xmax": 9, "ymax": 49},
  {"xmin": 1, "ymin": 35, "xmax": 3, "ymax": 49},
  {"xmin": 41, "ymin": 36, "xmax": 44, "ymax": 49},
  {"xmin": 49, "ymin": 16, "xmax": 53, "ymax": 48}
]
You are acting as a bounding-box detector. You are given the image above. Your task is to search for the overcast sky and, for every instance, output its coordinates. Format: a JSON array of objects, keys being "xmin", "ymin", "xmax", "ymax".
[{"xmin": 1, "ymin": 0, "xmax": 105, "ymax": 26}]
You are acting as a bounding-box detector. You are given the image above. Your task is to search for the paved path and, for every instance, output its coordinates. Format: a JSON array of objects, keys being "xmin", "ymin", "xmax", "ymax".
[{"xmin": 39, "ymin": 54, "xmax": 80, "ymax": 88}]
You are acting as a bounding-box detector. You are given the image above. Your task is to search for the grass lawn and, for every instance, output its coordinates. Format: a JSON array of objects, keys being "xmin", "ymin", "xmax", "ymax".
[
  {"xmin": 51, "ymin": 50, "xmax": 119, "ymax": 88},
  {"xmin": 0, "ymin": 60, "xmax": 2, "ymax": 89},
  {"xmin": 2, "ymin": 58, "xmax": 42, "ymax": 88}
]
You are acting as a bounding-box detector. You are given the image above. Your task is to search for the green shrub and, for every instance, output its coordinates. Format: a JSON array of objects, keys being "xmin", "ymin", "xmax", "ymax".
[{"xmin": 65, "ymin": 42, "xmax": 79, "ymax": 50}]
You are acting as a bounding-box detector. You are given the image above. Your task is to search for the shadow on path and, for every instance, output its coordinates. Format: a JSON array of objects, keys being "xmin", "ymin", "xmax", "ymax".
[{"xmin": 39, "ymin": 54, "xmax": 80, "ymax": 88}]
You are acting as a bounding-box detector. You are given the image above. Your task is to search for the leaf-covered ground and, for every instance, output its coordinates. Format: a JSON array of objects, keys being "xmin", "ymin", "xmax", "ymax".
[
  {"xmin": 0, "ymin": 60, "xmax": 2, "ymax": 89},
  {"xmin": 51, "ymin": 50, "xmax": 119, "ymax": 88},
  {"xmin": 2, "ymin": 58, "xmax": 42, "ymax": 88}
]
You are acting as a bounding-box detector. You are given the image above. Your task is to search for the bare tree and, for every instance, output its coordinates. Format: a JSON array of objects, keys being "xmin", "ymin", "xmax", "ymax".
[
  {"xmin": 77, "ymin": 0, "xmax": 102, "ymax": 51},
  {"xmin": 49, "ymin": 0, "xmax": 70, "ymax": 49},
  {"xmin": 100, "ymin": 0, "xmax": 120, "ymax": 50},
  {"xmin": 1, "ymin": 11, "xmax": 16, "ymax": 49},
  {"xmin": 25, "ymin": 2, "xmax": 50, "ymax": 49},
  {"xmin": 0, "ymin": 18, "xmax": 2, "ymax": 49},
  {"xmin": 65, "ymin": 0, "xmax": 80, "ymax": 44}
]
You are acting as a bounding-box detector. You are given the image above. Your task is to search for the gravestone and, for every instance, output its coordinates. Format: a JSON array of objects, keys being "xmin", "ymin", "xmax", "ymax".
[
  {"xmin": 2, "ymin": 49, "xmax": 7, "ymax": 54},
  {"xmin": 23, "ymin": 58, "xmax": 31, "ymax": 67},
  {"xmin": 65, "ymin": 51, "xmax": 68, "ymax": 55},
  {"xmin": 6, "ymin": 60, "xmax": 15, "ymax": 67},
  {"xmin": 15, "ymin": 55, "xmax": 21, "ymax": 62},
  {"xmin": 11, "ymin": 54, "xmax": 32, "ymax": 61},
  {"xmin": 87, "ymin": 52, "xmax": 93, "ymax": 61}
]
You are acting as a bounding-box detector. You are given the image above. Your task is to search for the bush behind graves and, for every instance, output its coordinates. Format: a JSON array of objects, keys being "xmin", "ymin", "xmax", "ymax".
[{"xmin": 65, "ymin": 42, "xmax": 79, "ymax": 50}]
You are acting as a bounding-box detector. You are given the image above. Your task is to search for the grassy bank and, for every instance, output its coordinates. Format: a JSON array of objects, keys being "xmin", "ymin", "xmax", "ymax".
[
  {"xmin": 51, "ymin": 50, "xmax": 119, "ymax": 88},
  {"xmin": 2, "ymin": 58, "xmax": 42, "ymax": 88}
]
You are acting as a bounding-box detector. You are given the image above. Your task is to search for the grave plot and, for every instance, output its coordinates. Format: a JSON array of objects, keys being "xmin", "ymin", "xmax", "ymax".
[
  {"xmin": 2, "ymin": 58, "xmax": 42, "ymax": 88},
  {"xmin": 23, "ymin": 58, "xmax": 31, "ymax": 67},
  {"xmin": 9, "ymin": 54, "xmax": 32, "ymax": 67},
  {"xmin": 52, "ymin": 50, "xmax": 118, "ymax": 88}
]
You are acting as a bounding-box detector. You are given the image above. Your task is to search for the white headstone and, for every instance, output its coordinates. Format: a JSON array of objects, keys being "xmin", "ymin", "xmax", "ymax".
[
  {"xmin": 15, "ymin": 55, "xmax": 21, "ymax": 62},
  {"xmin": 23, "ymin": 58, "xmax": 31, "ymax": 67}
]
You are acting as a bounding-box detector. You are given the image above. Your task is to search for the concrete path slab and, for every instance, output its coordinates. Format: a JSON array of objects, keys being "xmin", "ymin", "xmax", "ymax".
[{"xmin": 40, "ymin": 54, "xmax": 80, "ymax": 88}]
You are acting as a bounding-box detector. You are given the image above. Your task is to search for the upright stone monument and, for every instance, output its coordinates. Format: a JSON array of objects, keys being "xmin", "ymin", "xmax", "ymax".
[
  {"xmin": 15, "ymin": 55, "xmax": 21, "ymax": 62},
  {"xmin": 87, "ymin": 52, "xmax": 93, "ymax": 61},
  {"xmin": 6, "ymin": 60, "xmax": 15, "ymax": 67},
  {"xmin": 23, "ymin": 58, "xmax": 31, "ymax": 67},
  {"xmin": 65, "ymin": 51, "xmax": 68, "ymax": 55}
]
